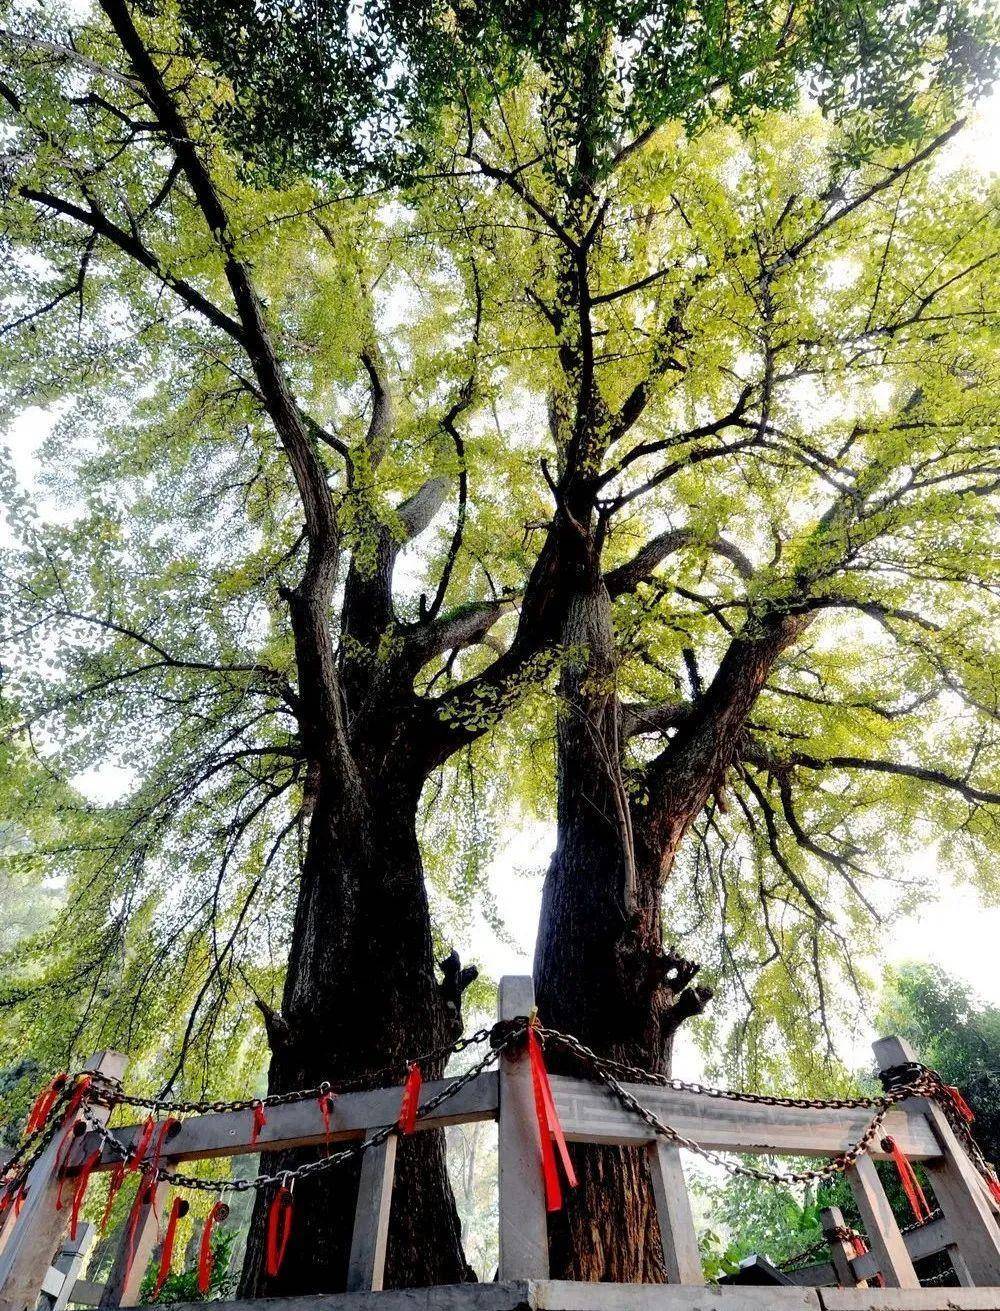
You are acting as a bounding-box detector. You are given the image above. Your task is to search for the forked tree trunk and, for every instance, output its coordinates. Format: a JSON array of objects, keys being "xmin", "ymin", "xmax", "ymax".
[
  {"xmin": 240, "ymin": 767, "xmax": 474, "ymax": 1294},
  {"xmin": 533, "ymin": 579, "xmax": 707, "ymax": 1282}
]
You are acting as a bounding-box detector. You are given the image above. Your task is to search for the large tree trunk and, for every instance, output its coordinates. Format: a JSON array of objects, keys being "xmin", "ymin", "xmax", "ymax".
[
  {"xmin": 240, "ymin": 763, "xmax": 474, "ymax": 1295},
  {"xmin": 533, "ymin": 577, "xmax": 708, "ymax": 1282}
]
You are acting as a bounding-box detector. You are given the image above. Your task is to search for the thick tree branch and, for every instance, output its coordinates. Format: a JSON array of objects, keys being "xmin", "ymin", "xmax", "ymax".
[
  {"xmin": 782, "ymin": 121, "xmax": 966, "ymax": 264},
  {"xmin": 20, "ymin": 186, "xmax": 245, "ymax": 343},
  {"xmin": 784, "ymin": 752, "xmax": 1000, "ymax": 807},
  {"xmin": 620, "ymin": 700, "xmax": 689, "ymax": 737},
  {"xmin": 605, "ymin": 529, "xmax": 753, "ymax": 599},
  {"xmin": 361, "ymin": 342, "xmax": 394, "ymax": 468},
  {"xmin": 411, "ymin": 598, "xmax": 516, "ymax": 664},
  {"xmin": 397, "ymin": 476, "xmax": 452, "ymax": 541}
]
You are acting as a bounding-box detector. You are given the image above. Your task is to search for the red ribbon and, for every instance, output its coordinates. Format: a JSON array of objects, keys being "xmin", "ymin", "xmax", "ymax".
[
  {"xmin": 54, "ymin": 1123, "xmax": 86, "ymax": 1210},
  {"xmin": 526, "ymin": 1024, "xmax": 577, "ymax": 1211},
  {"xmin": 198, "ymin": 1200, "xmax": 228, "ymax": 1294},
  {"xmin": 122, "ymin": 1173, "xmax": 157, "ymax": 1284},
  {"xmin": 154, "ymin": 1196, "xmax": 188, "ymax": 1297},
  {"xmin": 250, "ymin": 1102, "xmax": 268, "ymax": 1146},
  {"xmin": 126, "ymin": 1116, "xmax": 156, "ymax": 1173},
  {"xmin": 69, "ymin": 1150, "xmax": 102, "ymax": 1241},
  {"xmin": 944, "ymin": 1085, "xmax": 975, "ymax": 1123},
  {"xmin": 25, "ymin": 1073, "xmax": 67, "ymax": 1135},
  {"xmin": 100, "ymin": 1163, "xmax": 126, "ymax": 1234},
  {"xmin": 986, "ymin": 1175, "xmax": 1000, "ymax": 1207},
  {"xmin": 265, "ymin": 1184, "xmax": 294, "ymax": 1278},
  {"xmin": 14, "ymin": 1184, "xmax": 27, "ymax": 1217},
  {"xmin": 0, "ymin": 1178, "xmax": 23, "ymax": 1217},
  {"xmin": 147, "ymin": 1118, "xmax": 180, "ymax": 1171},
  {"xmin": 849, "ymin": 1233, "xmax": 884, "ymax": 1288},
  {"xmin": 883, "ymin": 1136, "xmax": 932, "ymax": 1223},
  {"xmin": 318, "ymin": 1093, "xmax": 335, "ymax": 1139},
  {"xmin": 398, "ymin": 1064, "xmax": 422, "ymax": 1135},
  {"xmin": 59, "ymin": 1075, "xmax": 92, "ymax": 1127}
]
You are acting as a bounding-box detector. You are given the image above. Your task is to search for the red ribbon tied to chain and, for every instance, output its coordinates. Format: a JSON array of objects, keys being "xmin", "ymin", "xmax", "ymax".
[
  {"xmin": 25, "ymin": 1073, "xmax": 67, "ymax": 1136},
  {"xmin": 398, "ymin": 1063, "xmax": 422, "ymax": 1135},
  {"xmin": 318, "ymin": 1092, "xmax": 335, "ymax": 1140},
  {"xmin": 527, "ymin": 1023, "xmax": 577, "ymax": 1212},
  {"xmin": 124, "ymin": 1114, "xmax": 179, "ymax": 1180},
  {"xmin": 944, "ymin": 1085, "xmax": 975, "ymax": 1123},
  {"xmin": 100, "ymin": 1164, "xmax": 126, "ymax": 1234},
  {"xmin": 250, "ymin": 1101, "xmax": 268, "ymax": 1146},
  {"xmin": 60, "ymin": 1075, "xmax": 92, "ymax": 1127},
  {"xmin": 882, "ymin": 1136, "xmax": 932, "ymax": 1224},
  {"xmin": 198, "ymin": 1200, "xmax": 229, "ymax": 1294},
  {"xmin": 0, "ymin": 1178, "xmax": 24, "ymax": 1217},
  {"xmin": 122, "ymin": 1173, "xmax": 158, "ymax": 1285},
  {"xmin": 154, "ymin": 1196, "xmax": 188, "ymax": 1297},
  {"xmin": 69, "ymin": 1150, "xmax": 102, "ymax": 1241},
  {"xmin": 54, "ymin": 1123, "xmax": 87, "ymax": 1211},
  {"xmin": 265, "ymin": 1183, "xmax": 294, "ymax": 1278},
  {"xmin": 127, "ymin": 1116, "xmax": 156, "ymax": 1173}
]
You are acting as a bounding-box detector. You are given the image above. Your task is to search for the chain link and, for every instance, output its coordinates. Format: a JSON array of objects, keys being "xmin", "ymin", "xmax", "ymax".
[
  {"xmin": 79, "ymin": 1029, "xmax": 514, "ymax": 1195},
  {"xmin": 87, "ymin": 1027, "xmax": 498, "ymax": 1117},
  {"xmin": 8, "ymin": 1017, "xmax": 1000, "ymax": 1212},
  {"xmin": 536, "ymin": 1026, "xmax": 901, "ymax": 1111}
]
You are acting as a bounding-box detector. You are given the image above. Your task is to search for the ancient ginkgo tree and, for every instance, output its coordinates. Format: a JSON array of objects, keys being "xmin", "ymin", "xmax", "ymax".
[
  {"xmin": 2, "ymin": 0, "xmax": 999, "ymax": 1292},
  {"xmin": 0, "ymin": 0, "xmax": 551, "ymax": 1289},
  {"xmin": 201, "ymin": 0, "xmax": 1000, "ymax": 1281}
]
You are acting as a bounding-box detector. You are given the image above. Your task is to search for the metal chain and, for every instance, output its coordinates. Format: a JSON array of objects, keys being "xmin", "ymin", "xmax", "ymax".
[
  {"xmin": 536, "ymin": 1026, "xmax": 900, "ymax": 1112},
  {"xmin": 87, "ymin": 1027, "xmax": 498, "ymax": 1117},
  {"xmin": 558, "ymin": 1041, "xmax": 894, "ymax": 1185},
  {"xmin": 12, "ymin": 1017, "xmax": 1000, "ymax": 1209},
  {"xmin": 1, "ymin": 1082, "xmax": 73, "ymax": 1178},
  {"xmin": 0, "ymin": 1076, "xmax": 87, "ymax": 1201},
  {"xmin": 79, "ymin": 1030, "xmax": 513, "ymax": 1196},
  {"xmin": 532, "ymin": 1025, "xmax": 963, "ymax": 1188}
]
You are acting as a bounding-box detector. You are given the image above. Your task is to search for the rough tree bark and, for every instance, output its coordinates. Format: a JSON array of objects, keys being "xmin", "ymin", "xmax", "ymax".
[
  {"xmin": 535, "ymin": 559, "xmax": 808, "ymax": 1280},
  {"xmin": 534, "ymin": 559, "xmax": 710, "ymax": 1282},
  {"xmin": 239, "ymin": 763, "xmax": 474, "ymax": 1292}
]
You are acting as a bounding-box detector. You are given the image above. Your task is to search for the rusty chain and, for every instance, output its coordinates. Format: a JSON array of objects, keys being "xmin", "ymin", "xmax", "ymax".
[
  {"xmin": 77, "ymin": 1028, "xmax": 514, "ymax": 1195},
  {"xmin": 85, "ymin": 1026, "xmax": 499, "ymax": 1118},
  {"xmin": 535, "ymin": 1025, "xmax": 915, "ymax": 1110},
  {"xmin": 7, "ymin": 1016, "xmax": 1000, "ymax": 1207},
  {"xmin": 539, "ymin": 1029, "xmax": 896, "ymax": 1185},
  {"xmin": 532, "ymin": 1024, "xmax": 1000, "ymax": 1192}
]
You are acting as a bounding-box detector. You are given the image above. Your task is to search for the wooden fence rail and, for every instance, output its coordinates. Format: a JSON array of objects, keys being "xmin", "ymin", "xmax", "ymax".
[{"xmin": 1, "ymin": 976, "xmax": 999, "ymax": 1311}]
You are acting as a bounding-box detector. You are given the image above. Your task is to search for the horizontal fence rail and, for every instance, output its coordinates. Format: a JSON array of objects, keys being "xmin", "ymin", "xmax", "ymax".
[
  {"xmin": 550, "ymin": 1075, "xmax": 939, "ymax": 1158},
  {"xmin": 1, "ymin": 975, "xmax": 999, "ymax": 1311},
  {"xmin": 80, "ymin": 1073, "xmax": 500, "ymax": 1168}
]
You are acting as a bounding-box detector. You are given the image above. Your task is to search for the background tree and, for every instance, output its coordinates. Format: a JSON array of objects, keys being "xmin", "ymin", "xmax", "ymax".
[
  {"xmin": 878, "ymin": 962, "xmax": 1000, "ymax": 1170},
  {"xmin": 695, "ymin": 963, "xmax": 1000, "ymax": 1282}
]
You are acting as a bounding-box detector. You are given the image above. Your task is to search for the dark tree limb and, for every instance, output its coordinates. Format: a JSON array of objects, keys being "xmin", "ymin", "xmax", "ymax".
[{"xmin": 604, "ymin": 529, "xmax": 753, "ymax": 598}]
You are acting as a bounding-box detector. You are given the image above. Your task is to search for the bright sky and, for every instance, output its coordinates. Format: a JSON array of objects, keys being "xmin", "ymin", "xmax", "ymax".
[{"xmin": 3, "ymin": 93, "xmax": 999, "ymax": 1087}]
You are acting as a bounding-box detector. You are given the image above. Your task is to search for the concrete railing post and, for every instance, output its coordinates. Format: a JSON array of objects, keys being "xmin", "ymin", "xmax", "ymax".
[
  {"xmin": 875, "ymin": 1033, "xmax": 1000, "ymax": 1287},
  {"xmin": 497, "ymin": 975, "xmax": 548, "ymax": 1280}
]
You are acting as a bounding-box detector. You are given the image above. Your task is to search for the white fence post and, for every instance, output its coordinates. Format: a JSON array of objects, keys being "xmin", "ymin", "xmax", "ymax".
[
  {"xmin": 874, "ymin": 1033, "xmax": 1000, "ymax": 1287},
  {"xmin": 497, "ymin": 975, "xmax": 548, "ymax": 1280}
]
